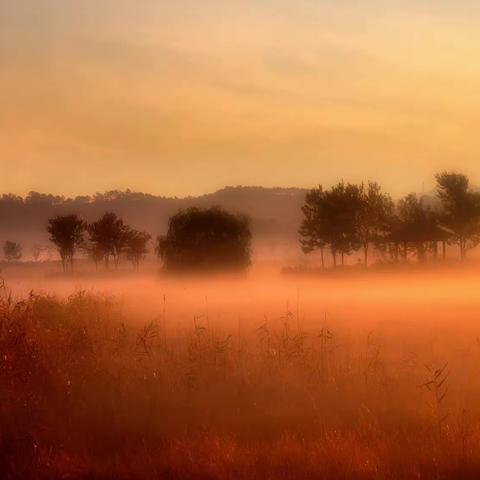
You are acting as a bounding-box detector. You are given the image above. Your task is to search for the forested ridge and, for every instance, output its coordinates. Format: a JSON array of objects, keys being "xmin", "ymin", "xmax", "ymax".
[{"xmin": 0, "ymin": 186, "xmax": 307, "ymax": 244}]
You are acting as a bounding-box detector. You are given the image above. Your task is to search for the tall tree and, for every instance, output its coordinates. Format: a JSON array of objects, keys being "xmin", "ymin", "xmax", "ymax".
[
  {"xmin": 125, "ymin": 230, "xmax": 151, "ymax": 271},
  {"xmin": 47, "ymin": 214, "xmax": 86, "ymax": 272},
  {"xmin": 396, "ymin": 193, "xmax": 437, "ymax": 262},
  {"xmin": 87, "ymin": 212, "xmax": 130, "ymax": 269},
  {"xmin": 356, "ymin": 182, "xmax": 394, "ymax": 266},
  {"xmin": 326, "ymin": 182, "xmax": 363, "ymax": 266},
  {"xmin": 3, "ymin": 241, "xmax": 22, "ymax": 262},
  {"xmin": 435, "ymin": 172, "xmax": 480, "ymax": 259},
  {"xmin": 299, "ymin": 182, "xmax": 363, "ymax": 267},
  {"xmin": 299, "ymin": 187, "xmax": 327, "ymax": 268}
]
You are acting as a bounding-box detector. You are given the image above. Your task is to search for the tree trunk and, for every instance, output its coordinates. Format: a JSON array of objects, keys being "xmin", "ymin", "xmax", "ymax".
[
  {"xmin": 341, "ymin": 252, "xmax": 344, "ymax": 266},
  {"xmin": 363, "ymin": 243, "xmax": 368, "ymax": 267},
  {"xmin": 320, "ymin": 247, "xmax": 324, "ymax": 269},
  {"xmin": 442, "ymin": 241, "xmax": 446, "ymax": 260},
  {"xmin": 331, "ymin": 249, "xmax": 337, "ymax": 268}
]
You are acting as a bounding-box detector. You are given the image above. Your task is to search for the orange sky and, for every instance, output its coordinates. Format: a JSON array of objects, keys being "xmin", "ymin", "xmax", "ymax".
[{"xmin": 2, "ymin": 0, "xmax": 480, "ymax": 197}]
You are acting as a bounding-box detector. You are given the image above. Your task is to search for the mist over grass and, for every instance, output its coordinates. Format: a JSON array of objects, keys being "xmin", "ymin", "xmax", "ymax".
[{"xmin": 3, "ymin": 265, "xmax": 480, "ymax": 478}]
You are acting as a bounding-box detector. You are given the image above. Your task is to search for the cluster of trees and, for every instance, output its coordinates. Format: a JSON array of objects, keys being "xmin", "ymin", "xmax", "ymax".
[
  {"xmin": 300, "ymin": 172, "xmax": 480, "ymax": 266},
  {"xmin": 45, "ymin": 207, "xmax": 251, "ymax": 273},
  {"xmin": 300, "ymin": 182, "xmax": 393, "ymax": 267},
  {"xmin": 47, "ymin": 212, "xmax": 151, "ymax": 272},
  {"xmin": 5, "ymin": 171, "xmax": 480, "ymax": 272}
]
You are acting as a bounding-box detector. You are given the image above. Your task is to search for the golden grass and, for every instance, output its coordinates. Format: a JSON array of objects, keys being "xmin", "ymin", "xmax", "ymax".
[{"xmin": 2, "ymin": 282, "xmax": 480, "ymax": 479}]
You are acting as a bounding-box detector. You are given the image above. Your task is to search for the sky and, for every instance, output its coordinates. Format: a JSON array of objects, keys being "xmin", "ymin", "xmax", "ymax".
[{"xmin": 2, "ymin": 0, "xmax": 480, "ymax": 197}]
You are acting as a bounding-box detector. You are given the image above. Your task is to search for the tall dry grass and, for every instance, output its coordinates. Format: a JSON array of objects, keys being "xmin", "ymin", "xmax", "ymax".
[{"xmin": 2, "ymin": 280, "xmax": 480, "ymax": 478}]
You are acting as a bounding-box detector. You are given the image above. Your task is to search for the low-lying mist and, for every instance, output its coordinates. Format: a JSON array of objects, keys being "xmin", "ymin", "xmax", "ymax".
[
  {"xmin": 3, "ymin": 261, "xmax": 480, "ymax": 331},
  {"xmin": 3, "ymin": 260, "xmax": 480, "ymax": 478}
]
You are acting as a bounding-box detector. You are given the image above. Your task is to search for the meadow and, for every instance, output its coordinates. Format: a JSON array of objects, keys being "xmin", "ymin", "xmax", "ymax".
[{"xmin": 3, "ymin": 264, "xmax": 480, "ymax": 478}]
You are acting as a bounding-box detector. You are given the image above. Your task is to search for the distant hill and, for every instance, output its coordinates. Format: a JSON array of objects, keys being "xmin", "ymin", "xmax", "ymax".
[{"xmin": 0, "ymin": 187, "xmax": 308, "ymax": 250}]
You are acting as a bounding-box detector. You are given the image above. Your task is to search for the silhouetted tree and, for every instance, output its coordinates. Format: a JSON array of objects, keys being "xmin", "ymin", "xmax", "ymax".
[
  {"xmin": 47, "ymin": 214, "xmax": 86, "ymax": 272},
  {"xmin": 125, "ymin": 230, "xmax": 151, "ymax": 271},
  {"xmin": 299, "ymin": 187, "xmax": 327, "ymax": 267},
  {"xmin": 356, "ymin": 182, "xmax": 394, "ymax": 266},
  {"xmin": 300, "ymin": 182, "xmax": 362, "ymax": 267},
  {"xmin": 396, "ymin": 193, "xmax": 438, "ymax": 262},
  {"xmin": 325, "ymin": 183, "xmax": 363, "ymax": 266},
  {"xmin": 3, "ymin": 241, "xmax": 22, "ymax": 262},
  {"xmin": 157, "ymin": 207, "xmax": 251, "ymax": 271},
  {"xmin": 87, "ymin": 212, "xmax": 130, "ymax": 269},
  {"xmin": 436, "ymin": 172, "xmax": 480, "ymax": 259}
]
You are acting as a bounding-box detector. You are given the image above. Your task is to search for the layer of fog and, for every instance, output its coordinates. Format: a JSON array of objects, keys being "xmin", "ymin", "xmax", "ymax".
[{"xmin": 3, "ymin": 262, "xmax": 480, "ymax": 340}]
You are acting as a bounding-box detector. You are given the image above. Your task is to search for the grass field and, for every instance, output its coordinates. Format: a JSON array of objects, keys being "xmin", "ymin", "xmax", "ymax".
[{"xmin": 3, "ymin": 269, "xmax": 480, "ymax": 479}]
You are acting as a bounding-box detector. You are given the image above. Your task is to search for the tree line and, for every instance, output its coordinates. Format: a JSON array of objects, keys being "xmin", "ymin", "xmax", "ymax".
[
  {"xmin": 299, "ymin": 172, "xmax": 480, "ymax": 266},
  {"xmin": 0, "ymin": 187, "xmax": 303, "ymax": 241},
  {"xmin": 2, "ymin": 171, "xmax": 479, "ymax": 271}
]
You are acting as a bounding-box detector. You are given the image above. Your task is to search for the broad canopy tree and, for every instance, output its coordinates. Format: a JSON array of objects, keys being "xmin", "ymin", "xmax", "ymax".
[{"xmin": 157, "ymin": 207, "xmax": 251, "ymax": 272}]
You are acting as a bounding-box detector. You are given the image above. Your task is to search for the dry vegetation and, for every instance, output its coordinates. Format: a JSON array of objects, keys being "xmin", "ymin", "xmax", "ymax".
[{"xmin": 3, "ymin": 277, "xmax": 480, "ymax": 479}]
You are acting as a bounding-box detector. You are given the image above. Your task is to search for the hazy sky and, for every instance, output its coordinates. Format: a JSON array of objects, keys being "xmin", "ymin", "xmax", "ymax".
[{"xmin": 2, "ymin": 0, "xmax": 480, "ymax": 197}]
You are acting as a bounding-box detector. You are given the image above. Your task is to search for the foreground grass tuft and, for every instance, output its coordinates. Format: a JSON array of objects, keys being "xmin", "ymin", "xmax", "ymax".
[{"xmin": 2, "ymin": 286, "xmax": 480, "ymax": 479}]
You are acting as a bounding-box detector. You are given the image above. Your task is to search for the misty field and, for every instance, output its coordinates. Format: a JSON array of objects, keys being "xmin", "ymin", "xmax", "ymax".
[{"xmin": 3, "ymin": 268, "xmax": 480, "ymax": 479}]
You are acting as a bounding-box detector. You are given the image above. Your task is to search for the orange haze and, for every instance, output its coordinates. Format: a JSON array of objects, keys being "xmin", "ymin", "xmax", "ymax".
[{"xmin": 2, "ymin": 1, "xmax": 480, "ymax": 196}]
